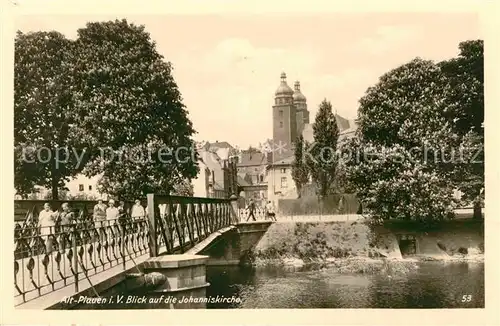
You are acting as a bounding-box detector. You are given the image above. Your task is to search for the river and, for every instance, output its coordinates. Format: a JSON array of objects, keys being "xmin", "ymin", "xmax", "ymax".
[{"xmin": 206, "ymin": 261, "xmax": 484, "ymax": 308}]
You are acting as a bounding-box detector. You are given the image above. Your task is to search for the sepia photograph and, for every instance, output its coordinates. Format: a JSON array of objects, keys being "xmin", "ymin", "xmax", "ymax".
[{"xmin": 4, "ymin": 0, "xmax": 495, "ymax": 319}]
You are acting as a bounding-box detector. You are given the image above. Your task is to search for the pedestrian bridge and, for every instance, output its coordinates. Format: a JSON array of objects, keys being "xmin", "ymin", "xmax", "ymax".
[{"xmin": 13, "ymin": 195, "xmax": 273, "ymax": 309}]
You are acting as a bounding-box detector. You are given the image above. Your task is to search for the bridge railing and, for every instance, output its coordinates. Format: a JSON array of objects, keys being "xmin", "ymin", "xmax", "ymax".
[
  {"xmin": 146, "ymin": 194, "xmax": 238, "ymax": 256},
  {"xmin": 237, "ymin": 207, "xmax": 267, "ymax": 221},
  {"xmin": 14, "ymin": 217, "xmax": 149, "ymax": 305},
  {"xmin": 14, "ymin": 195, "xmax": 238, "ymax": 304}
]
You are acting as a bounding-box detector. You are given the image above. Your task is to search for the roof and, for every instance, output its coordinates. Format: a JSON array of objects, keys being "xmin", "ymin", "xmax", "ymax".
[
  {"xmin": 207, "ymin": 141, "xmax": 232, "ymax": 149},
  {"xmin": 198, "ymin": 149, "xmax": 224, "ymax": 189},
  {"xmin": 237, "ymin": 151, "xmax": 267, "ymax": 167},
  {"xmin": 212, "ymin": 181, "xmax": 224, "ymax": 191},
  {"xmin": 267, "ymin": 154, "xmax": 294, "ymax": 168},
  {"xmin": 204, "ymin": 141, "xmax": 234, "ymax": 156},
  {"xmin": 335, "ymin": 114, "xmax": 351, "ymax": 132},
  {"xmin": 301, "ymin": 115, "xmax": 358, "ymax": 143},
  {"xmin": 275, "ymin": 72, "xmax": 294, "ymax": 97},
  {"xmin": 237, "ymin": 175, "xmax": 250, "ymax": 187},
  {"xmin": 293, "ymin": 81, "xmax": 307, "ymax": 102}
]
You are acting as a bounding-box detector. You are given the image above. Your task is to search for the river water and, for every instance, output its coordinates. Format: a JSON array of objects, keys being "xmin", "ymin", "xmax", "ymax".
[{"xmin": 206, "ymin": 261, "xmax": 484, "ymax": 309}]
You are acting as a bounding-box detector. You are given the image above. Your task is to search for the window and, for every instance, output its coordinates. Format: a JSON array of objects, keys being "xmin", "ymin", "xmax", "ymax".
[
  {"xmin": 88, "ymin": 185, "xmax": 92, "ymax": 191},
  {"xmin": 280, "ymin": 168, "xmax": 287, "ymax": 174},
  {"xmin": 279, "ymin": 110, "xmax": 283, "ymax": 117},
  {"xmin": 280, "ymin": 177, "xmax": 288, "ymax": 188},
  {"xmin": 279, "ymin": 121, "xmax": 283, "ymax": 128},
  {"xmin": 260, "ymin": 175, "xmax": 264, "ymax": 182},
  {"xmin": 78, "ymin": 184, "xmax": 84, "ymax": 192},
  {"xmin": 255, "ymin": 168, "xmax": 258, "ymax": 171}
]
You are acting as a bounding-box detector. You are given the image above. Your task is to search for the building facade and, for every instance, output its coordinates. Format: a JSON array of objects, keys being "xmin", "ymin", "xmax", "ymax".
[
  {"xmin": 235, "ymin": 149, "xmax": 269, "ymax": 207},
  {"xmin": 16, "ymin": 174, "xmax": 105, "ymax": 200},
  {"xmin": 192, "ymin": 141, "xmax": 238, "ymax": 199},
  {"xmin": 265, "ymin": 155, "xmax": 295, "ymax": 204}
]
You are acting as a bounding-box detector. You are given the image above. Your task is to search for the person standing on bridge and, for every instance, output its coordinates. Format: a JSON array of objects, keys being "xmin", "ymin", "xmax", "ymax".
[
  {"xmin": 246, "ymin": 199, "xmax": 256, "ymax": 222},
  {"xmin": 106, "ymin": 199, "xmax": 120, "ymax": 226},
  {"xmin": 117, "ymin": 200, "xmax": 128, "ymax": 228},
  {"xmin": 93, "ymin": 199, "xmax": 107, "ymax": 241},
  {"xmin": 38, "ymin": 202, "xmax": 57, "ymax": 253},
  {"xmin": 57, "ymin": 202, "xmax": 75, "ymax": 250},
  {"xmin": 58, "ymin": 203, "xmax": 75, "ymax": 232},
  {"xmin": 265, "ymin": 200, "xmax": 277, "ymax": 221},
  {"xmin": 93, "ymin": 199, "xmax": 107, "ymax": 227},
  {"xmin": 131, "ymin": 199, "xmax": 146, "ymax": 220}
]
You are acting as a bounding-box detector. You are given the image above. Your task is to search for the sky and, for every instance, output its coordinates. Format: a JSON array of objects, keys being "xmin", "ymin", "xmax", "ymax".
[{"xmin": 15, "ymin": 13, "xmax": 480, "ymax": 149}]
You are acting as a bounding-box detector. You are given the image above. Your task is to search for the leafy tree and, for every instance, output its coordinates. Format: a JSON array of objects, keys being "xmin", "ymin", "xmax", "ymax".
[
  {"xmin": 172, "ymin": 179, "xmax": 194, "ymax": 197},
  {"xmin": 14, "ymin": 31, "xmax": 86, "ymax": 199},
  {"xmin": 69, "ymin": 19, "xmax": 199, "ymax": 199},
  {"xmin": 346, "ymin": 59, "xmax": 458, "ymax": 223},
  {"xmin": 344, "ymin": 139, "xmax": 458, "ymax": 223},
  {"xmin": 291, "ymin": 135, "xmax": 309, "ymax": 198},
  {"xmin": 346, "ymin": 41, "xmax": 484, "ymax": 223},
  {"xmin": 331, "ymin": 162, "xmax": 354, "ymax": 194},
  {"xmin": 305, "ymin": 100, "xmax": 340, "ymax": 200},
  {"xmin": 439, "ymin": 40, "xmax": 483, "ymax": 134},
  {"xmin": 440, "ymin": 40, "xmax": 484, "ymax": 217}
]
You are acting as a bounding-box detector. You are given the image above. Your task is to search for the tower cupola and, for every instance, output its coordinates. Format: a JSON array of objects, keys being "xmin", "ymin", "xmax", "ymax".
[
  {"xmin": 293, "ymin": 81, "xmax": 307, "ymax": 103},
  {"xmin": 274, "ymin": 72, "xmax": 294, "ymax": 97}
]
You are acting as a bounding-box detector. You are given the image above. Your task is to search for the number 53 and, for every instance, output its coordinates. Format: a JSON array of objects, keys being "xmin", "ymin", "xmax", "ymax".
[{"xmin": 461, "ymin": 295, "xmax": 472, "ymax": 302}]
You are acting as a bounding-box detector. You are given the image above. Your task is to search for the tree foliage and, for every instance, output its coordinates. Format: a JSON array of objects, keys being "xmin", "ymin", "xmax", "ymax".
[
  {"xmin": 440, "ymin": 40, "xmax": 484, "ymax": 205},
  {"xmin": 305, "ymin": 100, "xmax": 340, "ymax": 199},
  {"xmin": 14, "ymin": 20, "xmax": 199, "ymax": 200},
  {"xmin": 345, "ymin": 40, "xmax": 484, "ymax": 222},
  {"xmin": 291, "ymin": 135, "xmax": 309, "ymax": 198},
  {"xmin": 172, "ymin": 179, "xmax": 194, "ymax": 197},
  {"xmin": 71, "ymin": 20, "xmax": 198, "ymax": 199},
  {"xmin": 14, "ymin": 31, "xmax": 85, "ymax": 199}
]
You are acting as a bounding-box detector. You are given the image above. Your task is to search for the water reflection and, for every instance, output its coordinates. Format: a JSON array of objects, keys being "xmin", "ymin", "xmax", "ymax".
[{"xmin": 206, "ymin": 261, "xmax": 484, "ymax": 309}]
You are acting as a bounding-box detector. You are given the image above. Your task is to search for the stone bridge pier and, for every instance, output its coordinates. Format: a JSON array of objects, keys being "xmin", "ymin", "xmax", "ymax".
[
  {"xmin": 189, "ymin": 221, "xmax": 273, "ymax": 265},
  {"xmin": 127, "ymin": 221, "xmax": 273, "ymax": 308}
]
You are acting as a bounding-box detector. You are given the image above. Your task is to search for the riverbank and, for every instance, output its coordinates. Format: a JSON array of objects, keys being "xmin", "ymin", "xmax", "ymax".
[{"xmin": 243, "ymin": 219, "xmax": 484, "ymax": 274}]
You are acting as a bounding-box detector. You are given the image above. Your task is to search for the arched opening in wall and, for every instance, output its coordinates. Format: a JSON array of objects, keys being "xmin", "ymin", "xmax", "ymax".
[{"xmin": 398, "ymin": 234, "xmax": 417, "ymax": 256}]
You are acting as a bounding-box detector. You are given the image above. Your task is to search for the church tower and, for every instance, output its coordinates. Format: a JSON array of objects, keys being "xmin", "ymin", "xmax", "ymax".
[
  {"xmin": 293, "ymin": 81, "xmax": 309, "ymax": 136},
  {"xmin": 272, "ymin": 72, "xmax": 297, "ymax": 159}
]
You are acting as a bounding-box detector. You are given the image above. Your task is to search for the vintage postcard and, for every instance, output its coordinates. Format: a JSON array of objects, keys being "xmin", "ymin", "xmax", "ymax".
[{"xmin": 1, "ymin": 0, "xmax": 499, "ymax": 325}]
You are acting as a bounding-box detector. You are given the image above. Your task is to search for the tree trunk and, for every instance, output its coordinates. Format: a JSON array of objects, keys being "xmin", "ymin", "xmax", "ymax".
[
  {"xmin": 318, "ymin": 195, "xmax": 326, "ymax": 215},
  {"xmin": 356, "ymin": 202, "xmax": 363, "ymax": 215},
  {"xmin": 473, "ymin": 200, "xmax": 482, "ymax": 219},
  {"xmin": 51, "ymin": 176, "xmax": 59, "ymax": 200},
  {"xmin": 51, "ymin": 160, "xmax": 59, "ymax": 200}
]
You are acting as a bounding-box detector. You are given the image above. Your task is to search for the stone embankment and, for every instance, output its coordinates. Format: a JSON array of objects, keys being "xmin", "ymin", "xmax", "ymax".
[{"xmin": 244, "ymin": 219, "xmax": 484, "ymax": 274}]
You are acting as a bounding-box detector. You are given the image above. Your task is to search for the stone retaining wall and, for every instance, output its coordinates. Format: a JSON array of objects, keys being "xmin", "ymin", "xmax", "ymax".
[{"xmin": 248, "ymin": 218, "xmax": 484, "ymax": 263}]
